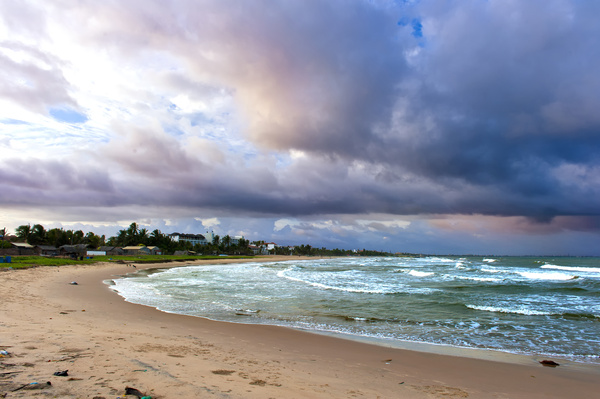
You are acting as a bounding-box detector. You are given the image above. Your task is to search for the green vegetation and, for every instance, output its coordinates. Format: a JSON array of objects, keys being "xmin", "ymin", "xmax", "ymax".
[
  {"xmin": 270, "ymin": 244, "xmax": 393, "ymax": 257},
  {"xmin": 1, "ymin": 254, "xmax": 254, "ymax": 269},
  {"xmin": 1, "ymin": 222, "xmax": 395, "ymax": 265},
  {"xmin": 5, "ymin": 222, "xmax": 253, "ymax": 256},
  {"xmin": 4, "ymin": 256, "xmax": 99, "ymax": 268},
  {"xmin": 14, "ymin": 224, "xmax": 106, "ymax": 247}
]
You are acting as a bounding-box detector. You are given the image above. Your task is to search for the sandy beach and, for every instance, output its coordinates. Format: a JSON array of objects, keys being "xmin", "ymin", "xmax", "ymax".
[{"xmin": 1, "ymin": 257, "xmax": 599, "ymax": 398}]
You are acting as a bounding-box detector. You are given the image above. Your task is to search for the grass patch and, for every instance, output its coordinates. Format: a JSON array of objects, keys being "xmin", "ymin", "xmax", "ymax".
[{"xmin": 0, "ymin": 254, "xmax": 255, "ymax": 269}]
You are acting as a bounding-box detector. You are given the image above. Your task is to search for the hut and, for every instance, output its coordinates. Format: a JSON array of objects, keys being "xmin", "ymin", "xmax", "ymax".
[
  {"xmin": 59, "ymin": 244, "xmax": 90, "ymax": 258},
  {"xmin": 98, "ymin": 246, "xmax": 124, "ymax": 256},
  {"xmin": 35, "ymin": 245, "xmax": 59, "ymax": 256},
  {"xmin": 122, "ymin": 246, "xmax": 151, "ymax": 256},
  {"xmin": 11, "ymin": 242, "xmax": 36, "ymax": 255}
]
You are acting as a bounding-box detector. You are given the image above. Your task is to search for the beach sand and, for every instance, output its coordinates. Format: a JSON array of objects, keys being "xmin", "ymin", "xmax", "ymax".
[{"xmin": 1, "ymin": 256, "xmax": 599, "ymax": 398}]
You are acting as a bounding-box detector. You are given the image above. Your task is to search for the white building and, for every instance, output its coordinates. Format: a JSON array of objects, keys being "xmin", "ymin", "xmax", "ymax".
[{"xmin": 169, "ymin": 232, "xmax": 208, "ymax": 246}]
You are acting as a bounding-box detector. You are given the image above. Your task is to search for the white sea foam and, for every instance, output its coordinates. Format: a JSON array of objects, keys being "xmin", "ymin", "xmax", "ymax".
[
  {"xmin": 482, "ymin": 258, "xmax": 497, "ymax": 263},
  {"xmin": 455, "ymin": 276, "xmax": 501, "ymax": 283},
  {"xmin": 277, "ymin": 269, "xmax": 390, "ymax": 294},
  {"xmin": 481, "ymin": 267, "xmax": 502, "ymax": 273},
  {"xmin": 466, "ymin": 305, "xmax": 552, "ymax": 316},
  {"xmin": 408, "ymin": 270, "xmax": 434, "ymax": 277},
  {"xmin": 428, "ymin": 257, "xmax": 456, "ymax": 263},
  {"xmin": 541, "ymin": 265, "xmax": 600, "ymax": 274},
  {"xmin": 518, "ymin": 271, "xmax": 577, "ymax": 281}
]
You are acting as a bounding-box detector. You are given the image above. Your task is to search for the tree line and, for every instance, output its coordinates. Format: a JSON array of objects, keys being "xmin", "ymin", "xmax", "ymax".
[
  {"xmin": 2, "ymin": 223, "xmax": 253, "ymax": 255},
  {"xmin": 1, "ymin": 223, "xmax": 393, "ymax": 257}
]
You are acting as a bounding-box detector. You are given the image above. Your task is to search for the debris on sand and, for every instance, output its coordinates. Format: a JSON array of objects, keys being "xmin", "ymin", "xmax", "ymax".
[{"xmin": 539, "ymin": 360, "xmax": 560, "ymax": 367}]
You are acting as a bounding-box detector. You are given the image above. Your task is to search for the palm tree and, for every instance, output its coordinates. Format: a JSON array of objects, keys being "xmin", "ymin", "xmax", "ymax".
[
  {"xmin": 29, "ymin": 224, "xmax": 47, "ymax": 245},
  {"xmin": 84, "ymin": 232, "xmax": 105, "ymax": 248},
  {"xmin": 47, "ymin": 228, "xmax": 67, "ymax": 247},
  {"xmin": 127, "ymin": 222, "xmax": 139, "ymax": 237},
  {"xmin": 222, "ymin": 235, "xmax": 231, "ymax": 251},
  {"xmin": 15, "ymin": 224, "xmax": 32, "ymax": 243},
  {"xmin": 113, "ymin": 229, "xmax": 128, "ymax": 246},
  {"xmin": 138, "ymin": 228, "xmax": 149, "ymax": 245},
  {"xmin": 149, "ymin": 229, "xmax": 162, "ymax": 246},
  {"xmin": 71, "ymin": 230, "xmax": 85, "ymax": 244}
]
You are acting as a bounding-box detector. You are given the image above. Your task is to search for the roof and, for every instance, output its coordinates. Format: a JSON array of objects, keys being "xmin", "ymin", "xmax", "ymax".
[
  {"xmin": 60, "ymin": 244, "xmax": 89, "ymax": 251},
  {"xmin": 12, "ymin": 242, "xmax": 34, "ymax": 248},
  {"xmin": 122, "ymin": 246, "xmax": 148, "ymax": 250},
  {"xmin": 169, "ymin": 232, "xmax": 206, "ymax": 239},
  {"xmin": 36, "ymin": 245, "xmax": 58, "ymax": 250}
]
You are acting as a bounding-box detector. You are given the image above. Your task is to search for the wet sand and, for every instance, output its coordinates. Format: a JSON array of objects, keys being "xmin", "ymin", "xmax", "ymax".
[{"xmin": 1, "ymin": 256, "xmax": 599, "ymax": 398}]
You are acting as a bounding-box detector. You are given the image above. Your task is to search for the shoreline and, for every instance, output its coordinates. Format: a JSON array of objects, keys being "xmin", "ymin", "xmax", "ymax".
[
  {"xmin": 2, "ymin": 256, "xmax": 600, "ymax": 398},
  {"xmin": 109, "ymin": 257, "xmax": 600, "ymax": 369},
  {"xmin": 109, "ymin": 268, "xmax": 597, "ymax": 370}
]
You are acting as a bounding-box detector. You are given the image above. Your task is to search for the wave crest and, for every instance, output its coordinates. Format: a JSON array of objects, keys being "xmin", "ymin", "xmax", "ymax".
[
  {"xmin": 541, "ymin": 265, "xmax": 600, "ymax": 274},
  {"xmin": 466, "ymin": 305, "xmax": 551, "ymax": 316}
]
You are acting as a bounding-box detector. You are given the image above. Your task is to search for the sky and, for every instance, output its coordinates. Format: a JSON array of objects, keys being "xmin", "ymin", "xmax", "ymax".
[{"xmin": 1, "ymin": 0, "xmax": 600, "ymax": 255}]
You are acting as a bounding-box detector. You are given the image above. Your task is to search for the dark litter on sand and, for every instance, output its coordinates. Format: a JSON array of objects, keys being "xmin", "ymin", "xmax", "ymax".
[
  {"xmin": 539, "ymin": 360, "xmax": 560, "ymax": 367},
  {"xmin": 53, "ymin": 369, "xmax": 69, "ymax": 376},
  {"xmin": 12, "ymin": 381, "xmax": 52, "ymax": 391},
  {"xmin": 125, "ymin": 386, "xmax": 152, "ymax": 399},
  {"xmin": 1, "ymin": 348, "xmax": 53, "ymax": 395}
]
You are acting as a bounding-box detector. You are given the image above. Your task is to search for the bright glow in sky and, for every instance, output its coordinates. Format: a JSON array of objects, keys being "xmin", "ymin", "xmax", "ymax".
[{"xmin": 1, "ymin": 0, "xmax": 600, "ymax": 255}]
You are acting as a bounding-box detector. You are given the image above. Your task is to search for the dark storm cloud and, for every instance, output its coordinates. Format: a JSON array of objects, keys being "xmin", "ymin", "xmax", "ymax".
[{"xmin": 0, "ymin": 158, "xmax": 116, "ymax": 206}]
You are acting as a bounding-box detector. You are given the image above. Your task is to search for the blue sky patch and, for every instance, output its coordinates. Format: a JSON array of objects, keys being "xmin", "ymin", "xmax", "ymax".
[
  {"xmin": 397, "ymin": 16, "xmax": 410, "ymax": 27},
  {"xmin": 411, "ymin": 18, "xmax": 423, "ymax": 38},
  {"xmin": 0, "ymin": 118, "xmax": 30, "ymax": 125},
  {"xmin": 49, "ymin": 107, "xmax": 88, "ymax": 124},
  {"xmin": 397, "ymin": 16, "xmax": 423, "ymax": 38}
]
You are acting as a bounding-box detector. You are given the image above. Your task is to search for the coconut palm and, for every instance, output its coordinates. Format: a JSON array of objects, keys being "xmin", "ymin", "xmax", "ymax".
[
  {"xmin": 29, "ymin": 224, "xmax": 47, "ymax": 245},
  {"xmin": 138, "ymin": 228, "xmax": 149, "ymax": 245},
  {"xmin": 222, "ymin": 235, "xmax": 231, "ymax": 251},
  {"xmin": 15, "ymin": 224, "xmax": 32, "ymax": 242}
]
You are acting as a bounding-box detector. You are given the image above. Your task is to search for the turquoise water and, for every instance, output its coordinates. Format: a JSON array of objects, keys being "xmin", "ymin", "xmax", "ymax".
[{"xmin": 112, "ymin": 256, "xmax": 600, "ymax": 363}]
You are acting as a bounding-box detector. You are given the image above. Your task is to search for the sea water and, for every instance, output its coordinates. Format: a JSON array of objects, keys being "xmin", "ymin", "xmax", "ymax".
[{"xmin": 111, "ymin": 256, "xmax": 600, "ymax": 363}]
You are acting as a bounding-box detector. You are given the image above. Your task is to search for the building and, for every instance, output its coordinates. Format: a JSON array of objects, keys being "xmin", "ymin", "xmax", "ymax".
[
  {"xmin": 250, "ymin": 242, "xmax": 278, "ymax": 255},
  {"xmin": 146, "ymin": 246, "xmax": 162, "ymax": 255},
  {"xmin": 122, "ymin": 246, "xmax": 151, "ymax": 255},
  {"xmin": 204, "ymin": 231, "xmax": 215, "ymax": 245},
  {"xmin": 174, "ymin": 250, "xmax": 196, "ymax": 256},
  {"xmin": 98, "ymin": 246, "xmax": 124, "ymax": 256},
  {"xmin": 169, "ymin": 232, "xmax": 207, "ymax": 246},
  {"xmin": 11, "ymin": 242, "xmax": 36, "ymax": 255},
  {"xmin": 248, "ymin": 245, "xmax": 261, "ymax": 255},
  {"xmin": 265, "ymin": 242, "xmax": 277, "ymax": 251},
  {"xmin": 230, "ymin": 236, "xmax": 244, "ymax": 245},
  {"xmin": 35, "ymin": 245, "xmax": 59, "ymax": 256},
  {"xmin": 59, "ymin": 244, "xmax": 90, "ymax": 258}
]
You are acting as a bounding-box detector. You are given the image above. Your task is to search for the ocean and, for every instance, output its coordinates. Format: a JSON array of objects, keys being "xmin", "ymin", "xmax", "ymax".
[{"xmin": 110, "ymin": 256, "xmax": 600, "ymax": 364}]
